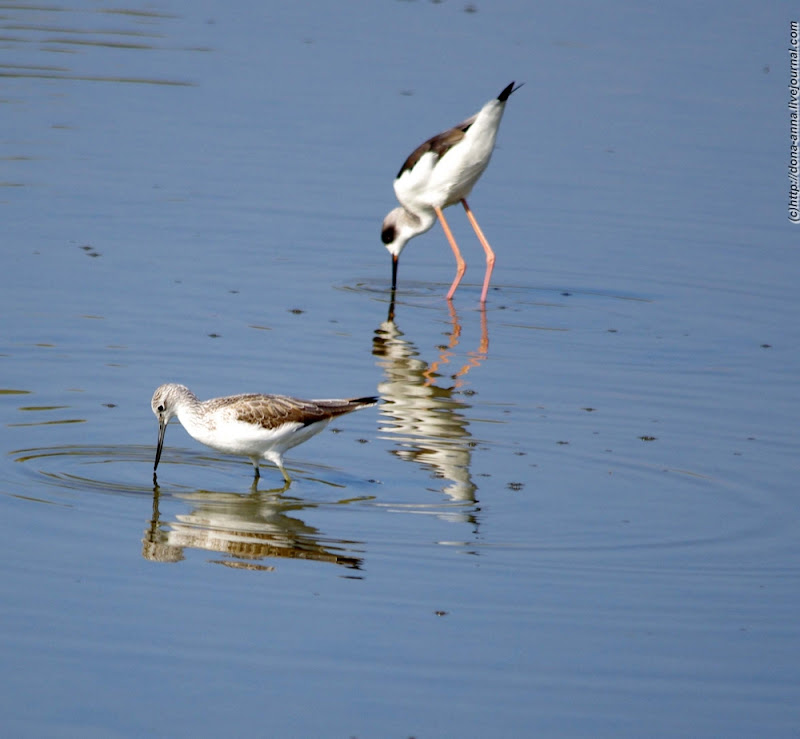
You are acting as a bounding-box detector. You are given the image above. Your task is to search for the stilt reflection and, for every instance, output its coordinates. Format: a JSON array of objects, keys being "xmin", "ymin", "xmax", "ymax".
[{"xmin": 373, "ymin": 297, "xmax": 489, "ymax": 517}]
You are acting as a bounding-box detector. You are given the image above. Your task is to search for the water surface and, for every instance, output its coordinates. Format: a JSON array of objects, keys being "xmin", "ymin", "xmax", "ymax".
[{"xmin": 1, "ymin": 1, "xmax": 798, "ymax": 737}]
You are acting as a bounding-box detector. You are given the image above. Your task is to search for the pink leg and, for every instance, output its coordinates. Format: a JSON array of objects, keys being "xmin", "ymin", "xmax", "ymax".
[
  {"xmin": 461, "ymin": 199, "xmax": 496, "ymax": 303},
  {"xmin": 434, "ymin": 206, "xmax": 466, "ymax": 300},
  {"xmin": 423, "ymin": 300, "xmax": 462, "ymax": 386}
]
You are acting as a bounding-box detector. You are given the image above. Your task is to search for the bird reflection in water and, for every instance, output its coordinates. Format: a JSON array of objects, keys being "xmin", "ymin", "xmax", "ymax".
[
  {"xmin": 373, "ymin": 297, "xmax": 489, "ymax": 521},
  {"xmin": 143, "ymin": 482, "xmax": 364, "ymax": 571}
]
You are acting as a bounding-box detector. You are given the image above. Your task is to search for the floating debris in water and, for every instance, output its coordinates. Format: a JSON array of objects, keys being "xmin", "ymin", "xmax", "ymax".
[{"xmin": 80, "ymin": 244, "xmax": 101, "ymax": 258}]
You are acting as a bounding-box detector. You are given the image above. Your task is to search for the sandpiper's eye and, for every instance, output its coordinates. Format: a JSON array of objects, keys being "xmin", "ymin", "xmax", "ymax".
[
  {"xmin": 158, "ymin": 404, "xmax": 165, "ymax": 412},
  {"xmin": 381, "ymin": 225, "xmax": 395, "ymax": 244}
]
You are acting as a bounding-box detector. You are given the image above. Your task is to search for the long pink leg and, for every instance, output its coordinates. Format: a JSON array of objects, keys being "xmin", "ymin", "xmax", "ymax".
[
  {"xmin": 434, "ymin": 206, "xmax": 466, "ymax": 300},
  {"xmin": 423, "ymin": 300, "xmax": 462, "ymax": 386},
  {"xmin": 461, "ymin": 199, "xmax": 496, "ymax": 303}
]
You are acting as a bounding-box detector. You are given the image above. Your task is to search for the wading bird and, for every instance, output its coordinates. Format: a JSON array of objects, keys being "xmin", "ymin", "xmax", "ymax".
[
  {"xmin": 151, "ymin": 383, "xmax": 377, "ymax": 483},
  {"xmin": 381, "ymin": 81, "xmax": 522, "ymax": 303}
]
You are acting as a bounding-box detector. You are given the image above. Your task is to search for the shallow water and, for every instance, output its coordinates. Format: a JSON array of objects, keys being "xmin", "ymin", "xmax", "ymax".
[{"xmin": 2, "ymin": 1, "xmax": 799, "ymax": 737}]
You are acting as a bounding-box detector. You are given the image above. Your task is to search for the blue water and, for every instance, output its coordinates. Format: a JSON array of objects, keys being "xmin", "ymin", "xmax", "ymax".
[{"xmin": 1, "ymin": 1, "xmax": 799, "ymax": 736}]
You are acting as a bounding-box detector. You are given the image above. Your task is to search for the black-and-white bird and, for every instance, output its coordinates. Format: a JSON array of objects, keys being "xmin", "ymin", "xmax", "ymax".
[{"xmin": 381, "ymin": 81, "xmax": 522, "ymax": 303}]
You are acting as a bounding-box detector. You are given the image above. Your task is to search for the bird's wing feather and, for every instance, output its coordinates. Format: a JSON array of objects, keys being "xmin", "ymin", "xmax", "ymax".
[
  {"xmin": 230, "ymin": 395, "xmax": 375, "ymax": 430},
  {"xmin": 396, "ymin": 113, "xmax": 478, "ymax": 178}
]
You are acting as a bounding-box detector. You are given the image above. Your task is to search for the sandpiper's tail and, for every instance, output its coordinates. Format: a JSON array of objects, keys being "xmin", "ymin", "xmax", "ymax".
[
  {"xmin": 314, "ymin": 396, "xmax": 379, "ymax": 415},
  {"xmin": 344, "ymin": 396, "xmax": 380, "ymax": 410}
]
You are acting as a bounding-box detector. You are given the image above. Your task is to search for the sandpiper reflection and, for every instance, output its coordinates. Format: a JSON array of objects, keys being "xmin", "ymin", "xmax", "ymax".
[
  {"xmin": 142, "ymin": 483, "xmax": 363, "ymax": 570},
  {"xmin": 373, "ymin": 298, "xmax": 489, "ymax": 514}
]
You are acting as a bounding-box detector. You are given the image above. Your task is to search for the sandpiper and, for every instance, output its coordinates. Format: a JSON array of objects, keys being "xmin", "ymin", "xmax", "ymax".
[{"xmin": 151, "ymin": 383, "xmax": 377, "ymax": 482}]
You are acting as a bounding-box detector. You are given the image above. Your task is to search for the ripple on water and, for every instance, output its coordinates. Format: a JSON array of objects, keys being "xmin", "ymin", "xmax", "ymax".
[
  {"xmin": 339, "ymin": 279, "xmax": 652, "ymax": 309},
  {"xmin": 7, "ymin": 444, "xmax": 379, "ymax": 497},
  {"xmin": 5, "ymin": 438, "xmax": 792, "ymax": 579},
  {"xmin": 7, "ymin": 444, "xmax": 372, "ymax": 571}
]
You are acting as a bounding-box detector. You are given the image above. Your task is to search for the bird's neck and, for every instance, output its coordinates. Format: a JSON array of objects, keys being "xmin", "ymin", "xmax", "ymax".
[
  {"xmin": 174, "ymin": 391, "xmax": 204, "ymax": 428},
  {"xmin": 403, "ymin": 205, "xmax": 437, "ymax": 234}
]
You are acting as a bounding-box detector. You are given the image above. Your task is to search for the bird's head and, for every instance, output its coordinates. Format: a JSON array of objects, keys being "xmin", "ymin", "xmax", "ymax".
[
  {"xmin": 151, "ymin": 383, "xmax": 187, "ymax": 472},
  {"xmin": 381, "ymin": 206, "xmax": 437, "ymax": 291},
  {"xmin": 380, "ymin": 207, "xmax": 415, "ymax": 259}
]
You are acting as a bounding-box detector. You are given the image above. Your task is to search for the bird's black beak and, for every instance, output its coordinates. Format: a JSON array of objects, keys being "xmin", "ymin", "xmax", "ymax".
[
  {"xmin": 391, "ymin": 254, "xmax": 398, "ymax": 292},
  {"xmin": 154, "ymin": 416, "xmax": 167, "ymax": 472}
]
